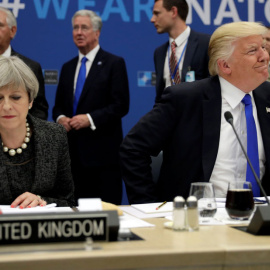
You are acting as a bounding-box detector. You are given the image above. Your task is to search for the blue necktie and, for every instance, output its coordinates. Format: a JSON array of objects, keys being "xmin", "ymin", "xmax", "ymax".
[
  {"xmin": 73, "ymin": 57, "xmax": 88, "ymax": 115},
  {"xmin": 241, "ymin": 94, "xmax": 260, "ymax": 197}
]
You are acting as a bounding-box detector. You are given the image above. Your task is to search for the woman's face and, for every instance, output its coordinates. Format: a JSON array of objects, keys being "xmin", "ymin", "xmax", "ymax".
[{"xmin": 0, "ymin": 86, "xmax": 32, "ymax": 132}]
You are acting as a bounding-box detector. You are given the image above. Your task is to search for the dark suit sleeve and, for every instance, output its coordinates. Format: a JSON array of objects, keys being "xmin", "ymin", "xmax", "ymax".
[
  {"xmin": 52, "ymin": 62, "xmax": 71, "ymax": 120},
  {"xmin": 90, "ymin": 56, "xmax": 129, "ymax": 127},
  {"xmin": 11, "ymin": 51, "xmax": 49, "ymax": 120},
  {"xmin": 120, "ymin": 88, "xmax": 180, "ymax": 204},
  {"xmin": 29, "ymin": 62, "xmax": 49, "ymax": 120},
  {"xmin": 153, "ymin": 45, "xmax": 167, "ymax": 103}
]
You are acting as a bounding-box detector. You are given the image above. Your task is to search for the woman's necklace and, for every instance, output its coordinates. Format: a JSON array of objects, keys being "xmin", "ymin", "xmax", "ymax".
[{"xmin": 2, "ymin": 121, "xmax": 31, "ymax": 156}]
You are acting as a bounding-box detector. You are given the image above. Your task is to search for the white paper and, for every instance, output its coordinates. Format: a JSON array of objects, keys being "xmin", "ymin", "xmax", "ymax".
[
  {"xmin": 77, "ymin": 198, "xmax": 102, "ymax": 211},
  {"xmin": 165, "ymin": 208, "xmax": 252, "ymax": 226},
  {"xmin": 164, "ymin": 215, "xmax": 224, "ymax": 225},
  {"xmin": 214, "ymin": 207, "xmax": 252, "ymax": 225},
  {"xmin": 119, "ymin": 213, "xmax": 155, "ymax": 229},
  {"xmin": 131, "ymin": 202, "xmax": 173, "ymax": 214},
  {"xmin": 0, "ymin": 204, "xmax": 76, "ymax": 215},
  {"xmin": 120, "ymin": 206, "xmax": 172, "ymax": 219}
]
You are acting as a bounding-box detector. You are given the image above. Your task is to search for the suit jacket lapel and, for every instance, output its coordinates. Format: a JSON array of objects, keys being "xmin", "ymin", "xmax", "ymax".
[
  {"xmin": 157, "ymin": 42, "xmax": 168, "ymax": 76},
  {"xmin": 78, "ymin": 48, "xmax": 105, "ymax": 103},
  {"xmin": 202, "ymin": 76, "xmax": 222, "ymax": 181},
  {"xmin": 253, "ymin": 84, "xmax": 270, "ymax": 171}
]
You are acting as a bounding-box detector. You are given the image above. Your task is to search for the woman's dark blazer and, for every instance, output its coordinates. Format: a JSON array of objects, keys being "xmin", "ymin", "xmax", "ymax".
[{"xmin": 0, "ymin": 115, "xmax": 75, "ymax": 206}]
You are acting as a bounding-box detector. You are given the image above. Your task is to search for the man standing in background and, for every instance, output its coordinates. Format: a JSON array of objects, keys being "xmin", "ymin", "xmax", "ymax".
[
  {"xmin": 53, "ymin": 10, "xmax": 129, "ymax": 205},
  {"xmin": 0, "ymin": 7, "xmax": 48, "ymax": 120},
  {"xmin": 151, "ymin": 0, "xmax": 210, "ymax": 102}
]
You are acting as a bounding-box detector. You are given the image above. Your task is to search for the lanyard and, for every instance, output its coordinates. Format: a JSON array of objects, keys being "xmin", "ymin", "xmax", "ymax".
[{"xmin": 168, "ymin": 41, "xmax": 188, "ymax": 85}]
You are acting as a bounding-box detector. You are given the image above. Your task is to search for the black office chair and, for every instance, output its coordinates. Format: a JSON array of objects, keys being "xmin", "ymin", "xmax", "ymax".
[{"xmin": 150, "ymin": 151, "xmax": 163, "ymax": 183}]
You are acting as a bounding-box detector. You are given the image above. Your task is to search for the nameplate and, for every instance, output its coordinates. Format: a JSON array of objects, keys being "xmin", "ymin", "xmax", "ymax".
[{"xmin": 0, "ymin": 211, "xmax": 119, "ymax": 245}]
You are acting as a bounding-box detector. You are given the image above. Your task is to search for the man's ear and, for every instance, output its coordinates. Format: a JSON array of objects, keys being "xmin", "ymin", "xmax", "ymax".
[
  {"xmin": 171, "ymin": 6, "xmax": 178, "ymax": 18},
  {"xmin": 10, "ymin": 25, "xmax": 17, "ymax": 40},
  {"xmin": 217, "ymin": 59, "xmax": 231, "ymax": 75},
  {"xmin": 95, "ymin": 30, "xmax": 100, "ymax": 41}
]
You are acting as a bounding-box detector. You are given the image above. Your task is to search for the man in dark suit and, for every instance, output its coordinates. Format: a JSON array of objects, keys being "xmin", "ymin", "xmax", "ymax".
[
  {"xmin": 151, "ymin": 0, "xmax": 210, "ymax": 102},
  {"xmin": 0, "ymin": 7, "xmax": 48, "ymax": 120},
  {"xmin": 120, "ymin": 22, "xmax": 270, "ymax": 204},
  {"xmin": 53, "ymin": 10, "xmax": 129, "ymax": 205}
]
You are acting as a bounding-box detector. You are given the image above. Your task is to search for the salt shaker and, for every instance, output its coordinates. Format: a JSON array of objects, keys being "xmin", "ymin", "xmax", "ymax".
[
  {"xmin": 173, "ymin": 196, "xmax": 186, "ymax": 231},
  {"xmin": 186, "ymin": 196, "xmax": 199, "ymax": 231}
]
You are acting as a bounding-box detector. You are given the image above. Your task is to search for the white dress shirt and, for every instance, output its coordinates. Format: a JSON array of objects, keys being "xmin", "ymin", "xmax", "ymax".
[
  {"xmin": 210, "ymin": 77, "xmax": 266, "ymax": 197},
  {"xmin": 74, "ymin": 45, "xmax": 100, "ymax": 131},
  {"xmin": 163, "ymin": 26, "xmax": 190, "ymax": 88},
  {"xmin": 74, "ymin": 45, "xmax": 100, "ymax": 90},
  {"xmin": 2, "ymin": 45, "xmax": 11, "ymax": 57}
]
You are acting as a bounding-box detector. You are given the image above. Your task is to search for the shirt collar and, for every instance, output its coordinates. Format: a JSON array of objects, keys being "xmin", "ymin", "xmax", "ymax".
[
  {"xmin": 78, "ymin": 44, "xmax": 100, "ymax": 63},
  {"xmin": 170, "ymin": 26, "xmax": 190, "ymax": 47},
  {"xmin": 219, "ymin": 76, "xmax": 254, "ymax": 109},
  {"xmin": 2, "ymin": 46, "xmax": 11, "ymax": 57}
]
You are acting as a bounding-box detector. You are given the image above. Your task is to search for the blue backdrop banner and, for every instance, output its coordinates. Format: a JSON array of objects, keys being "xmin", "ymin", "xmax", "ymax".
[{"xmin": 6, "ymin": 0, "xmax": 269, "ymax": 133}]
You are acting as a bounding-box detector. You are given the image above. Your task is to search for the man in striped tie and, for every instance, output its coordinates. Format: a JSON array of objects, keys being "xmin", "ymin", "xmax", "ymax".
[{"xmin": 151, "ymin": 0, "xmax": 210, "ymax": 102}]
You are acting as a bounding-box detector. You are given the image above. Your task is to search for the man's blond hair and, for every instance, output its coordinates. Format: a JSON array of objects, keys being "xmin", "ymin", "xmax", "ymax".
[{"xmin": 208, "ymin": 21, "xmax": 268, "ymax": 76}]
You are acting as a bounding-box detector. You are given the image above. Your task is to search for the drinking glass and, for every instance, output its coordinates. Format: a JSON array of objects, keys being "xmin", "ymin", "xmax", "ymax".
[
  {"xmin": 225, "ymin": 181, "xmax": 254, "ymax": 220},
  {"xmin": 189, "ymin": 182, "xmax": 217, "ymax": 222}
]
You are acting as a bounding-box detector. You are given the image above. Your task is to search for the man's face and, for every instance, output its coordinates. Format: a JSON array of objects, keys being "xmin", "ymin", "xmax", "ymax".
[
  {"xmin": 73, "ymin": 15, "xmax": 100, "ymax": 55},
  {"xmin": 226, "ymin": 35, "xmax": 269, "ymax": 92},
  {"xmin": 263, "ymin": 29, "xmax": 270, "ymax": 55},
  {"xmin": 151, "ymin": 0, "xmax": 174, "ymax": 34},
  {"xmin": 0, "ymin": 11, "xmax": 16, "ymax": 54}
]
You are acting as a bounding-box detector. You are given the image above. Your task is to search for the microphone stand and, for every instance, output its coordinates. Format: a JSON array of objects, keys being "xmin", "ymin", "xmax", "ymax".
[
  {"xmin": 227, "ymin": 118, "xmax": 269, "ymax": 205},
  {"xmin": 225, "ymin": 112, "xmax": 270, "ymax": 235}
]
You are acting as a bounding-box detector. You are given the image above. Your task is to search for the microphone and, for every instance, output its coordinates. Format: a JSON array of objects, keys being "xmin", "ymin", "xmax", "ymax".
[
  {"xmin": 224, "ymin": 111, "xmax": 269, "ymax": 204},
  {"xmin": 224, "ymin": 111, "xmax": 270, "ymax": 235},
  {"xmin": 224, "ymin": 111, "xmax": 233, "ymax": 125}
]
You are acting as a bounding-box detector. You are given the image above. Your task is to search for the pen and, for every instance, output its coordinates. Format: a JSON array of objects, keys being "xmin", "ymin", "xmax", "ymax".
[{"xmin": 156, "ymin": 201, "xmax": 167, "ymax": 210}]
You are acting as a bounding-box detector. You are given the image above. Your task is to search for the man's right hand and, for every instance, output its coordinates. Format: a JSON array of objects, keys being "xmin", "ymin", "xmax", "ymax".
[{"xmin": 58, "ymin": 117, "xmax": 72, "ymax": 132}]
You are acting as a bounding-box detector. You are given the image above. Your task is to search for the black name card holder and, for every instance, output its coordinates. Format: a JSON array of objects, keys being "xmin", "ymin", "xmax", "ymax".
[{"xmin": 0, "ymin": 210, "xmax": 119, "ymax": 245}]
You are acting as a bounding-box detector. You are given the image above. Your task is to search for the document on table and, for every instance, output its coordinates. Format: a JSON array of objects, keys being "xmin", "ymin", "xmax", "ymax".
[
  {"xmin": 121, "ymin": 195, "xmax": 270, "ymax": 227},
  {"xmin": 165, "ymin": 207, "xmax": 252, "ymax": 226},
  {"xmin": 120, "ymin": 203, "xmax": 173, "ymax": 219},
  {"xmin": 120, "ymin": 213, "xmax": 155, "ymax": 229},
  {"xmin": 0, "ymin": 204, "xmax": 154, "ymax": 229},
  {"xmin": 0, "ymin": 204, "xmax": 74, "ymax": 214},
  {"xmin": 131, "ymin": 202, "xmax": 173, "ymax": 214},
  {"xmin": 213, "ymin": 207, "xmax": 251, "ymax": 225}
]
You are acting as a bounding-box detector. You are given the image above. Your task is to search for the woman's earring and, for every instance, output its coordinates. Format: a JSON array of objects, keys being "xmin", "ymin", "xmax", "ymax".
[{"xmin": 29, "ymin": 106, "xmax": 31, "ymax": 109}]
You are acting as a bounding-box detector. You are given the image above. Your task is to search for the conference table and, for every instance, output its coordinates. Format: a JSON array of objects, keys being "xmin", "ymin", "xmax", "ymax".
[{"xmin": 0, "ymin": 212, "xmax": 270, "ymax": 270}]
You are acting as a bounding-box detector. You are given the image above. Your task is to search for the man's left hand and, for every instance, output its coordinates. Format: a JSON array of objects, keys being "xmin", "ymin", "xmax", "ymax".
[{"xmin": 69, "ymin": 114, "xmax": 90, "ymax": 130}]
